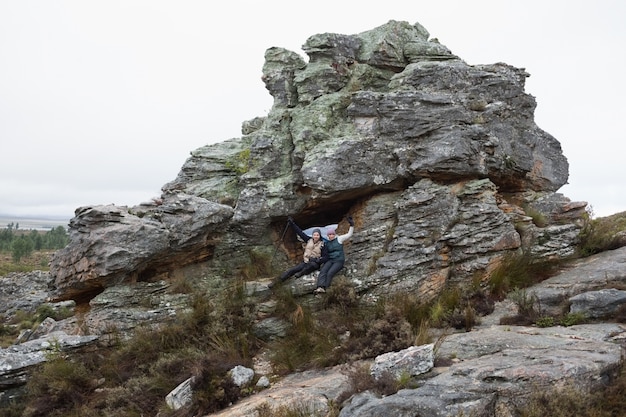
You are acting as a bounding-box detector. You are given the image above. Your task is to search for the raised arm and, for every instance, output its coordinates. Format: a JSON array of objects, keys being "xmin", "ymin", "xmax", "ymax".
[
  {"xmin": 337, "ymin": 216, "xmax": 354, "ymax": 244},
  {"xmin": 288, "ymin": 217, "xmax": 310, "ymax": 242}
]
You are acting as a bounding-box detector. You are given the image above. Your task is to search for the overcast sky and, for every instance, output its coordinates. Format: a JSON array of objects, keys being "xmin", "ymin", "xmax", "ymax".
[{"xmin": 1, "ymin": 0, "xmax": 624, "ymax": 222}]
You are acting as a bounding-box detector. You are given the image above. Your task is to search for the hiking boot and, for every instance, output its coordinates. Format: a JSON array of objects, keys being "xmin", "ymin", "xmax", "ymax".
[
  {"xmin": 313, "ymin": 287, "xmax": 326, "ymax": 294},
  {"xmin": 268, "ymin": 278, "xmax": 281, "ymax": 289}
]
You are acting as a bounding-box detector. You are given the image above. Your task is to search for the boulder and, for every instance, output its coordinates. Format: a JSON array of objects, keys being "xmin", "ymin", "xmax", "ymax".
[
  {"xmin": 9, "ymin": 18, "xmax": 612, "ymax": 416},
  {"xmin": 229, "ymin": 365, "xmax": 255, "ymax": 388},
  {"xmin": 569, "ymin": 288, "xmax": 626, "ymax": 318},
  {"xmin": 531, "ymin": 246, "xmax": 626, "ymax": 315},
  {"xmin": 49, "ymin": 193, "xmax": 233, "ymax": 301},
  {"xmin": 370, "ymin": 344, "xmax": 434, "ymax": 380},
  {"xmin": 165, "ymin": 377, "xmax": 194, "ymax": 411},
  {"xmin": 0, "ymin": 331, "xmax": 98, "ymax": 393}
]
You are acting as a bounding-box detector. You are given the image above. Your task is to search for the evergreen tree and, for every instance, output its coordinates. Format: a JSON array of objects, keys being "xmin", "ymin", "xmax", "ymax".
[
  {"xmin": 11, "ymin": 236, "xmax": 34, "ymax": 262},
  {"xmin": 0, "ymin": 227, "xmax": 13, "ymax": 251},
  {"xmin": 30, "ymin": 230, "xmax": 43, "ymax": 250},
  {"xmin": 45, "ymin": 226, "xmax": 69, "ymax": 249}
]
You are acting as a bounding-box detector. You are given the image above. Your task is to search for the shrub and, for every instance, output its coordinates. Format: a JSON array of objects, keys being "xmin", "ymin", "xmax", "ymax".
[
  {"xmin": 384, "ymin": 292, "xmax": 430, "ymax": 331},
  {"xmin": 335, "ymin": 363, "xmax": 401, "ymax": 406},
  {"xmin": 524, "ymin": 205, "xmax": 548, "ymax": 228},
  {"xmin": 256, "ymin": 401, "xmax": 335, "ymax": 417},
  {"xmin": 577, "ymin": 209, "xmax": 626, "ymax": 257},
  {"xmin": 25, "ymin": 355, "xmax": 95, "ymax": 417},
  {"xmin": 323, "ymin": 276, "xmax": 360, "ymax": 313},
  {"xmin": 534, "ymin": 316, "xmax": 555, "ymax": 327},
  {"xmin": 516, "ymin": 360, "xmax": 626, "ymax": 416},
  {"xmin": 15, "ymin": 284, "xmax": 260, "ymax": 416},
  {"xmin": 488, "ymin": 251, "xmax": 561, "ymax": 299},
  {"xmin": 269, "ymin": 304, "xmax": 340, "ymax": 373},
  {"xmin": 414, "ymin": 319, "xmax": 432, "ymax": 346},
  {"xmin": 11, "ymin": 236, "xmax": 34, "ymax": 262},
  {"xmin": 0, "ymin": 322, "xmax": 20, "ymax": 348},
  {"xmin": 559, "ymin": 312, "xmax": 587, "ymax": 327},
  {"xmin": 500, "ymin": 288, "xmax": 542, "ymax": 325},
  {"xmin": 270, "ymin": 285, "xmax": 417, "ymax": 373},
  {"xmin": 185, "ymin": 356, "xmax": 241, "ymax": 415},
  {"xmin": 239, "ymin": 247, "xmax": 274, "ymax": 281},
  {"xmin": 354, "ymin": 306, "xmax": 414, "ymax": 358},
  {"xmin": 35, "ymin": 304, "xmax": 74, "ymax": 322},
  {"xmin": 510, "ymin": 289, "xmax": 541, "ymax": 318}
]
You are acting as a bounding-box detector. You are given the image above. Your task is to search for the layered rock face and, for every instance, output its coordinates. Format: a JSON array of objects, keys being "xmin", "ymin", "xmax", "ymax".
[
  {"xmin": 50, "ymin": 20, "xmax": 585, "ymax": 303},
  {"xmin": 6, "ymin": 19, "xmax": 623, "ymax": 417}
]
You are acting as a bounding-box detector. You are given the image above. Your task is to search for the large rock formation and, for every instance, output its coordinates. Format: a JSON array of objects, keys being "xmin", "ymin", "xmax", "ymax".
[
  {"xmin": 3, "ymin": 19, "xmax": 624, "ymax": 417},
  {"xmin": 49, "ymin": 20, "xmax": 585, "ymax": 305}
]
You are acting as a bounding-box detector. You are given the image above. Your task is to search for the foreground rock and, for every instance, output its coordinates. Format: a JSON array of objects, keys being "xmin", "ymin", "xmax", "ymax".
[
  {"xmin": 49, "ymin": 193, "xmax": 234, "ymax": 301},
  {"xmin": 211, "ymin": 366, "xmax": 353, "ymax": 417},
  {"xmin": 206, "ymin": 322, "xmax": 624, "ymax": 417},
  {"xmin": 532, "ymin": 246, "xmax": 626, "ymax": 315},
  {"xmin": 203, "ymin": 246, "xmax": 626, "ymax": 416},
  {"xmin": 339, "ymin": 324, "xmax": 624, "ymax": 417},
  {"xmin": 0, "ymin": 331, "xmax": 98, "ymax": 404},
  {"xmin": 0, "ymin": 271, "xmax": 52, "ymax": 320}
]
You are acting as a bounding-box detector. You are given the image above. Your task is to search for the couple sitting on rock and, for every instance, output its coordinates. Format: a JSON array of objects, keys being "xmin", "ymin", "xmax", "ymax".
[{"xmin": 270, "ymin": 216, "xmax": 354, "ymax": 294}]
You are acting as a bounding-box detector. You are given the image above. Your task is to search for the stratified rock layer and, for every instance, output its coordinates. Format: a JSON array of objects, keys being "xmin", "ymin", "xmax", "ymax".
[{"xmin": 50, "ymin": 20, "xmax": 583, "ymax": 303}]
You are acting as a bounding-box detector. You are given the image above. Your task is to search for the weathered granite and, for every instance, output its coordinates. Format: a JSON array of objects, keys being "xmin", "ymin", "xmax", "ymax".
[
  {"xmin": 0, "ymin": 331, "xmax": 98, "ymax": 391},
  {"xmin": 531, "ymin": 246, "xmax": 626, "ymax": 315},
  {"xmin": 48, "ymin": 20, "xmax": 585, "ymax": 306},
  {"xmin": 49, "ymin": 193, "xmax": 234, "ymax": 301}
]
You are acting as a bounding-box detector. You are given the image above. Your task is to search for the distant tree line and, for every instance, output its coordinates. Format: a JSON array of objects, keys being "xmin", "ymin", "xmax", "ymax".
[{"xmin": 0, "ymin": 223, "xmax": 69, "ymax": 262}]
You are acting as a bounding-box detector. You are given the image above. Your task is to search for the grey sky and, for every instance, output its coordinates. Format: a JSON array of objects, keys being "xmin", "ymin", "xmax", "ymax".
[{"xmin": 1, "ymin": 0, "xmax": 624, "ymax": 220}]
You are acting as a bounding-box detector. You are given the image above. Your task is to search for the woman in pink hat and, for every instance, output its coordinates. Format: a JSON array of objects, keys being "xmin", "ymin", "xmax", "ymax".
[{"xmin": 314, "ymin": 215, "xmax": 354, "ymax": 294}]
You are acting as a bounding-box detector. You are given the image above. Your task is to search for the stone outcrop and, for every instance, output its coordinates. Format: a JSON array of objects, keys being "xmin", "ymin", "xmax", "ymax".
[
  {"xmin": 370, "ymin": 344, "xmax": 434, "ymax": 380},
  {"xmin": 339, "ymin": 323, "xmax": 623, "ymax": 417},
  {"xmin": 49, "ymin": 193, "xmax": 234, "ymax": 301},
  {"xmin": 0, "ymin": 271, "xmax": 52, "ymax": 319},
  {"xmin": 532, "ymin": 246, "xmax": 626, "ymax": 315},
  {"xmin": 0, "ymin": 331, "xmax": 98, "ymax": 404},
  {"xmin": 49, "ymin": 20, "xmax": 585, "ymax": 306},
  {"xmin": 6, "ymin": 18, "xmax": 623, "ymax": 416}
]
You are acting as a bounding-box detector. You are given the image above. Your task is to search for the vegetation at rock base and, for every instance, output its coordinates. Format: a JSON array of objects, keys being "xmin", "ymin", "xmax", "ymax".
[
  {"xmin": 0, "ymin": 304, "xmax": 74, "ymax": 348},
  {"xmin": 256, "ymin": 401, "xmax": 340, "ymax": 417},
  {"xmin": 2, "ymin": 213, "xmax": 626, "ymax": 416},
  {"xmin": 578, "ymin": 209, "xmax": 626, "ymax": 257},
  {"xmin": 0, "ymin": 270, "xmax": 496, "ymax": 416},
  {"xmin": 2, "ymin": 286, "xmax": 252, "ymax": 417},
  {"xmin": 514, "ymin": 359, "xmax": 626, "ymax": 417},
  {"xmin": 487, "ymin": 251, "xmax": 562, "ymax": 300}
]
